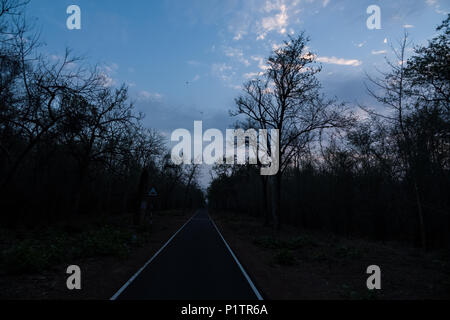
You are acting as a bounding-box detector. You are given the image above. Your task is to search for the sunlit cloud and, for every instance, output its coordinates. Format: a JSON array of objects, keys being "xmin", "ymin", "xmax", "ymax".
[
  {"xmin": 317, "ymin": 56, "xmax": 362, "ymax": 67},
  {"xmin": 371, "ymin": 50, "xmax": 387, "ymax": 55}
]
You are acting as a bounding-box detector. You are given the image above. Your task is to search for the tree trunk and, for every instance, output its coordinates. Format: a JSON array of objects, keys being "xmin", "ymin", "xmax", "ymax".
[
  {"xmin": 271, "ymin": 172, "xmax": 282, "ymax": 231},
  {"xmin": 260, "ymin": 176, "xmax": 270, "ymax": 226},
  {"xmin": 414, "ymin": 181, "xmax": 427, "ymax": 250},
  {"xmin": 134, "ymin": 168, "xmax": 149, "ymax": 226},
  {"xmin": 73, "ymin": 161, "xmax": 89, "ymax": 215}
]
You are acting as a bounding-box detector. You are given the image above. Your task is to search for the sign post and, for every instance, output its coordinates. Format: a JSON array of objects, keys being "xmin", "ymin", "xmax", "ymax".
[{"xmin": 147, "ymin": 187, "xmax": 158, "ymax": 226}]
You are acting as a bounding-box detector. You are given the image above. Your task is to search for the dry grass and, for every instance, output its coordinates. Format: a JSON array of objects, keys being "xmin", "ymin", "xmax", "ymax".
[{"xmin": 212, "ymin": 212, "xmax": 450, "ymax": 300}]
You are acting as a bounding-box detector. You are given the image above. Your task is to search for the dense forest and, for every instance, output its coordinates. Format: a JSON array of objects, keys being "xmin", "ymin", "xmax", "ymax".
[
  {"xmin": 0, "ymin": 0, "xmax": 204, "ymax": 228},
  {"xmin": 208, "ymin": 15, "xmax": 450, "ymax": 250},
  {"xmin": 1, "ymin": 0, "xmax": 448, "ymax": 253},
  {"xmin": 1, "ymin": 0, "xmax": 448, "ymax": 301}
]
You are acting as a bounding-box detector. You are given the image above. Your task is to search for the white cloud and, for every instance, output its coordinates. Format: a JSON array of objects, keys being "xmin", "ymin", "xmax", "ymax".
[
  {"xmin": 138, "ymin": 91, "xmax": 163, "ymax": 101},
  {"xmin": 272, "ymin": 42, "xmax": 283, "ymax": 50},
  {"xmin": 371, "ymin": 50, "xmax": 387, "ymax": 55},
  {"xmin": 224, "ymin": 46, "xmax": 250, "ymax": 66},
  {"xmin": 233, "ymin": 31, "xmax": 246, "ymax": 41},
  {"xmin": 212, "ymin": 63, "xmax": 235, "ymax": 82},
  {"xmin": 187, "ymin": 60, "xmax": 201, "ymax": 66},
  {"xmin": 212, "ymin": 63, "xmax": 232, "ymax": 73},
  {"xmin": 99, "ymin": 63, "xmax": 119, "ymax": 87},
  {"xmin": 257, "ymin": 3, "xmax": 289, "ymax": 40},
  {"xmin": 99, "ymin": 73, "xmax": 116, "ymax": 88},
  {"xmin": 228, "ymin": 84, "xmax": 242, "ymax": 90},
  {"xmin": 317, "ymin": 56, "xmax": 362, "ymax": 67},
  {"xmin": 104, "ymin": 63, "xmax": 119, "ymax": 74},
  {"xmin": 251, "ymin": 56, "xmax": 269, "ymax": 71},
  {"xmin": 403, "ymin": 24, "xmax": 414, "ymax": 29},
  {"xmin": 244, "ymin": 71, "xmax": 264, "ymax": 79},
  {"xmin": 425, "ymin": 0, "xmax": 449, "ymax": 14}
]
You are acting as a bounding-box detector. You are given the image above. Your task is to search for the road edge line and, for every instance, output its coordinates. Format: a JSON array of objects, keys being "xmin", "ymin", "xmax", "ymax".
[
  {"xmin": 209, "ymin": 216, "xmax": 264, "ymax": 301},
  {"xmin": 110, "ymin": 211, "xmax": 198, "ymax": 300}
]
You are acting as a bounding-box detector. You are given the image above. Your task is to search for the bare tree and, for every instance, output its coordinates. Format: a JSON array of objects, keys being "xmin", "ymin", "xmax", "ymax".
[
  {"xmin": 362, "ymin": 33, "xmax": 429, "ymax": 249},
  {"xmin": 182, "ymin": 163, "xmax": 200, "ymax": 213},
  {"xmin": 232, "ymin": 33, "xmax": 352, "ymax": 230}
]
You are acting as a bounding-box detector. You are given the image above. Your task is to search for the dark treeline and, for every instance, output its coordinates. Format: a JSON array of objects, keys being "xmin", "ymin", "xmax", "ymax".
[
  {"xmin": 0, "ymin": 1, "xmax": 204, "ymax": 227},
  {"xmin": 208, "ymin": 16, "xmax": 450, "ymax": 250}
]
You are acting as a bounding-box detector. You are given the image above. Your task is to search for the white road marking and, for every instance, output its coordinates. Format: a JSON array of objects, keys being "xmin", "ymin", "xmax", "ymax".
[
  {"xmin": 110, "ymin": 210, "xmax": 264, "ymax": 300},
  {"xmin": 110, "ymin": 212, "xmax": 198, "ymax": 300},
  {"xmin": 209, "ymin": 216, "xmax": 264, "ymax": 301}
]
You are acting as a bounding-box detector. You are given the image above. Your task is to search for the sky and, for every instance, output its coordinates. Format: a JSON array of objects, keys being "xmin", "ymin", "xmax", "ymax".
[{"xmin": 25, "ymin": 0, "xmax": 449, "ymax": 186}]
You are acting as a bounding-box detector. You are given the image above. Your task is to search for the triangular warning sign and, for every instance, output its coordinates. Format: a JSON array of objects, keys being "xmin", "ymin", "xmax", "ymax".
[{"xmin": 148, "ymin": 187, "xmax": 158, "ymax": 197}]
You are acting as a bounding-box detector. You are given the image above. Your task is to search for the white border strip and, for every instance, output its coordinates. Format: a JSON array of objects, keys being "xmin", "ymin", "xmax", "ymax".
[
  {"xmin": 110, "ymin": 212, "xmax": 197, "ymax": 300},
  {"xmin": 209, "ymin": 216, "xmax": 264, "ymax": 301}
]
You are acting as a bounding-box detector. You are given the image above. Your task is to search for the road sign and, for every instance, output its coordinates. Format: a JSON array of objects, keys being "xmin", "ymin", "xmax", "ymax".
[{"xmin": 148, "ymin": 187, "xmax": 158, "ymax": 197}]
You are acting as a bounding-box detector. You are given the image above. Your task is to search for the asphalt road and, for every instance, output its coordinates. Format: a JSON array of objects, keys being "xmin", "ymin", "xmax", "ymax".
[{"xmin": 112, "ymin": 209, "xmax": 262, "ymax": 300}]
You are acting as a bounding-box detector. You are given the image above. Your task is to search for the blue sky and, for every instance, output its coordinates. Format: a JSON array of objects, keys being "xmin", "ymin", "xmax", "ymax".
[
  {"xmin": 26, "ymin": 0, "xmax": 449, "ymax": 185},
  {"xmin": 27, "ymin": 0, "xmax": 449, "ymax": 130}
]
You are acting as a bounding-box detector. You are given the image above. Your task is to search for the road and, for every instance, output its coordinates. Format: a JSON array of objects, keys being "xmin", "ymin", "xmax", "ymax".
[{"xmin": 111, "ymin": 209, "xmax": 263, "ymax": 300}]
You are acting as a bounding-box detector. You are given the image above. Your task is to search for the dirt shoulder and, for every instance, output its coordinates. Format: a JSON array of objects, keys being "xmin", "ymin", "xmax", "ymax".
[
  {"xmin": 212, "ymin": 212, "xmax": 450, "ymax": 300},
  {"xmin": 0, "ymin": 210, "xmax": 192, "ymax": 300}
]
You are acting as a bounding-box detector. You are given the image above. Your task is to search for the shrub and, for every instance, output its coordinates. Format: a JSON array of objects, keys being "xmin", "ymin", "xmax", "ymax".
[
  {"xmin": 1, "ymin": 224, "xmax": 150, "ymax": 274},
  {"xmin": 1, "ymin": 240, "xmax": 50, "ymax": 274}
]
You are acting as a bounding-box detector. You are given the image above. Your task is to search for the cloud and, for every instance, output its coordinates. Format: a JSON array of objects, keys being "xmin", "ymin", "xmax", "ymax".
[
  {"xmin": 371, "ymin": 50, "xmax": 387, "ymax": 55},
  {"xmin": 98, "ymin": 63, "xmax": 119, "ymax": 87},
  {"xmin": 137, "ymin": 91, "xmax": 163, "ymax": 101},
  {"xmin": 317, "ymin": 56, "xmax": 362, "ymax": 67},
  {"xmin": 425, "ymin": 0, "xmax": 449, "ymax": 14},
  {"xmin": 257, "ymin": 3, "xmax": 289, "ymax": 40},
  {"xmin": 272, "ymin": 42, "xmax": 283, "ymax": 50},
  {"xmin": 403, "ymin": 24, "xmax": 414, "ymax": 28},
  {"xmin": 212, "ymin": 63, "xmax": 232, "ymax": 73},
  {"xmin": 233, "ymin": 31, "xmax": 246, "ymax": 41},
  {"xmin": 243, "ymin": 71, "xmax": 264, "ymax": 79},
  {"xmin": 212, "ymin": 63, "xmax": 235, "ymax": 82},
  {"xmin": 104, "ymin": 63, "xmax": 119, "ymax": 74},
  {"xmin": 227, "ymin": 0, "xmax": 305, "ymax": 43},
  {"xmin": 99, "ymin": 73, "xmax": 116, "ymax": 87},
  {"xmin": 251, "ymin": 56, "xmax": 269, "ymax": 71},
  {"xmin": 187, "ymin": 60, "xmax": 202, "ymax": 66},
  {"xmin": 223, "ymin": 46, "xmax": 250, "ymax": 66}
]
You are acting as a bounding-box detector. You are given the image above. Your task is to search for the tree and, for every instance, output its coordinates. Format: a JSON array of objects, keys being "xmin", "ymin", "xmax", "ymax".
[
  {"xmin": 232, "ymin": 33, "xmax": 351, "ymax": 230},
  {"xmin": 362, "ymin": 18, "xmax": 450, "ymax": 249},
  {"xmin": 182, "ymin": 163, "xmax": 200, "ymax": 213}
]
